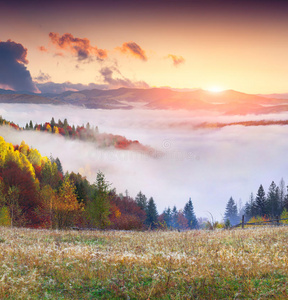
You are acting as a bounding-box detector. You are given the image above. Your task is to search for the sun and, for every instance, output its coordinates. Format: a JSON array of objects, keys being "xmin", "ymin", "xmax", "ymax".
[{"xmin": 205, "ymin": 86, "xmax": 225, "ymax": 93}]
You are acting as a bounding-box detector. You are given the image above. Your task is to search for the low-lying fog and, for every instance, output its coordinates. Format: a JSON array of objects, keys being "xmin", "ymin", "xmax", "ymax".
[{"xmin": 1, "ymin": 103, "xmax": 288, "ymax": 221}]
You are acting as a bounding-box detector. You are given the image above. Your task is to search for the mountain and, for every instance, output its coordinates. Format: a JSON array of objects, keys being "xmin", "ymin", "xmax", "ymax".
[{"xmin": 0, "ymin": 87, "xmax": 288, "ymax": 115}]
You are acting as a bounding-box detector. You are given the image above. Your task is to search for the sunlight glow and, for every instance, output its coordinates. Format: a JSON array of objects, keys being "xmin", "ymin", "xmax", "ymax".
[{"xmin": 206, "ymin": 86, "xmax": 225, "ymax": 93}]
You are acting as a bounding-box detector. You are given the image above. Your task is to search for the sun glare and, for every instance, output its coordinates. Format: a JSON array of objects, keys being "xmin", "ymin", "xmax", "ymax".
[{"xmin": 206, "ymin": 86, "xmax": 225, "ymax": 93}]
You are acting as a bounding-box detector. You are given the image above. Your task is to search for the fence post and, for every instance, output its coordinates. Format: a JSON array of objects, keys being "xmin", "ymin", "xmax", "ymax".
[{"xmin": 242, "ymin": 215, "xmax": 244, "ymax": 229}]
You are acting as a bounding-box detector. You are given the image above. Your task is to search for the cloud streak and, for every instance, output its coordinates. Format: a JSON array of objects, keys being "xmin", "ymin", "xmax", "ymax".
[
  {"xmin": 167, "ymin": 54, "xmax": 185, "ymax": 66},
  {"xmin": 49, "ymin": 32, "xmax": 107, "ymax": 61},
  {"xmin": 117, "ymin": 42, "xmax": 147, "ymax": 61},
  {"xmin": 0, "ymin": 40, "xmax": 38, "ymax": 93},
  {"xmin": 99, "ymin": 66, "xmax": 149, "ymax": 89},
  {"xmin": 34, "ymin": 71, "xmax": 51, "ymax": 83}
]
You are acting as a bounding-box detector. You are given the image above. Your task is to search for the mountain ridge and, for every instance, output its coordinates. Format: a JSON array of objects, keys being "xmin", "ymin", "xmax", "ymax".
[{"xmin": 0, "ymin": 87, "xmax": 288, "ymax": 114}]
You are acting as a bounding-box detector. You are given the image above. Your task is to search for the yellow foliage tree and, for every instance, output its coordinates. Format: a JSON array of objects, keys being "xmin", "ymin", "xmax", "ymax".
[{"xmin": 53, "ymin": 178, "xmax": 83, "ymax": 229}]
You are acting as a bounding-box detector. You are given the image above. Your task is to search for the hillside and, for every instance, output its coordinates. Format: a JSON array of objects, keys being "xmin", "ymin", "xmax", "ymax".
[{"xmin": 0, "ymin": 87, "xmax": 288, "ymax": 114}]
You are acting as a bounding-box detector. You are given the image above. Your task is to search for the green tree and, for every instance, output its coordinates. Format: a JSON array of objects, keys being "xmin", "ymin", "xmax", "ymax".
[
  {"xmin": 255, "ymin": 184, "xmax": 266, "ymax": 216},
  {"xmin": 146, "ymin": 197, "xmax": 158, "ymax": 229},
  {"xmin": 171, "ymin": 206, "xmax": 178, "ymax": 229},
  {"xmin": 87, "ymin": 171, "xmax": 111, "ymax": 229},
  {"xmin": 266, "ymin": 181, "xmax": 280, "ymax": 217},
  {"xmin": 135, "ymin": 191, "xmax": 147, "ymax": 211},
  {"xmin": 183, "ymin": 198, "xmax": 198, "ymax": 229},
  {"xmin": 163, "ymin": 207, "xmax": 172, "ymax": 228},
  {"xmin": 224, "ymin": 197, "xmax": 239, "ymax": 226}
]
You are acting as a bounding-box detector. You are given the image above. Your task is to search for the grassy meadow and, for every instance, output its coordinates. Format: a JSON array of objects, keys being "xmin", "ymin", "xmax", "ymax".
[{"xmin": 0, "ymin": 226, "xmax": 288, "ymax": 299}]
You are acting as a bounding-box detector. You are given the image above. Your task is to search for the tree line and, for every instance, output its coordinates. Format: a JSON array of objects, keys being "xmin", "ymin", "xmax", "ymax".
[
  {"xmin": 0, "ymin": 136, "xmax": 198, "ymax": 230},
  {"xmin": 224, "ymin": 179, "xmax": 288, "ymax": 226}
]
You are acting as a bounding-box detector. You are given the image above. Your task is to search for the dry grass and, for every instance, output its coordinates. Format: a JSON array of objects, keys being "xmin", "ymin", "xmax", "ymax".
[{"xmin": 0, "ymin": 227, "xmax": 288, "ymax": 299}]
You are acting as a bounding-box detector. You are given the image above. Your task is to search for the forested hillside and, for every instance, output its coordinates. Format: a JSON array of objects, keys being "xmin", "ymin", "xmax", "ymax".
[{"xmin": 0, "ymin": 135, "xmax": 198, "ymax": 230}]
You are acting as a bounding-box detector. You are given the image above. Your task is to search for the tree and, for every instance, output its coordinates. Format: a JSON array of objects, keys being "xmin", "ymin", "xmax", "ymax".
[
  {"xmin": 278, "ymin": 178, "xmax": 286, "ymax": 212},
  {"xmin": 163, "ymin": 207, "xmax": 172, "ymax": 228},
  {"xmin": 171, "ymin": 206, "xmax": 178, "ymax": 229},
  {"xmin": 52, "ymin": 178, "xmax": 83, "ymax": 229},
  {"xmin": 87, "ymin": 171, "xmax": 111, "ymax": 229},
  {"xmin": 266, "ymin": 181, "xmax": 280, "ymax": 217},
  {"xmin": 146, "ymin": 197, "xmax": 158, "ymax": 229},
  {"xmin": 6, "ymin": 186, "xmax": 21, "ymax": 227},
  {"xmin": 224, "ymin": 197, "xmax": 239, "ymax": 226},
  {"xmin": 255, "ymin": 184, "xmax": 266, "ymax": 216},
  {"xmin": 183, "ymin": 198, "xmax": 198, "ymax": 229},
  {"xmin": 135, "ymin": 191, "xmax": 147, "ymax": 211}
]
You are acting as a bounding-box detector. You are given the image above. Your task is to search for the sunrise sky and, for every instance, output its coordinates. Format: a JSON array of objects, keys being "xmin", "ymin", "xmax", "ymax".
[{"xmin": 1, "ymin": 0, "xmax": 288, "ymax": 94}]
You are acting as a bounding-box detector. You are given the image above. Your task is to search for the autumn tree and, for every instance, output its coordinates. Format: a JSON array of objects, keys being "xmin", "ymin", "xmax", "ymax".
[
  {"xmin": 6, "ymin": 186, "xmax": 21, "ymax": 227},
  {"xmin": 53, "ymin": 178, "xmax": 83, "ymax": 229}
]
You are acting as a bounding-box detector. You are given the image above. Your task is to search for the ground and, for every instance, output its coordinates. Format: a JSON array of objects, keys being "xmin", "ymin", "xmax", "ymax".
[{"xmin": 0, "ymin": 226, "xmax": 288, "ymax": 299}]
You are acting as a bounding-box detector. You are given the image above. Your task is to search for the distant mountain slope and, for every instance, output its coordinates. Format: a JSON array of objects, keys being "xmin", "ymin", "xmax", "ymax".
[{"xmin": 1, "ymin": 87, "xmax": 288, "ymax": 114}]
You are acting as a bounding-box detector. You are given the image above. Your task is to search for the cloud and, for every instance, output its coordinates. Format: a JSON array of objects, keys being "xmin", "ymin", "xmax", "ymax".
[
  {"xmin": 38, "ymin": 46, "xmax": 48, "ymax": 52},
  {"xmin": 34, "ymin": 70, "xmax": 51, "ymax": 83},
  {"xmin": 99, "ymin": 66, "xmax": 149, "ymax": 89},
  {"xmin": 2, "ymin": 104, "xmax": 288, "ymax": 221},
  {"xmin": 117, "ymin": 42, "xmax": 147, "ymax": 61},
  {"xmin": 49, "ymin": 32, "xmax": 107, "ymax": 61},
  {"xmin": 167, "ymin": 54, "xmax": 185, "ymax": 66},
  {"xmin": 36, "ymin": 81, "xmax": 108, "ymax": 94},
  {"xmin": 0, "ymin": 40, "xmax": 39, "ymax": 93}
]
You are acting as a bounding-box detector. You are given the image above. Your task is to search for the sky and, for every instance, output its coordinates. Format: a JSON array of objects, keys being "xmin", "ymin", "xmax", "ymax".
[{"xmin": 1, "ymin": 0, "xmax": 288, "ymax": 94}]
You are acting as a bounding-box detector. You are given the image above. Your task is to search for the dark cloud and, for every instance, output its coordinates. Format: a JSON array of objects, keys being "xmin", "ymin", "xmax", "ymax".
[
  {"xmin": 34, "ymin": 71, "xmax": 51, "ymax": 83},
  {"xmin": 0, "ymin": 40, "xmax": 38, "ymax": 92},
  {"xmin": 117, "ymin": 42, "xmax": 147, "ymax": 61},
  {"xmin": 100, "ymin": 66, "xmax": 149, "ymax": 88},
  {"xmin": 49, "ymin": 32, "xmax": 107, "ymax": 61},
  {"xmin": 36, "ymin": 81, "xmax": 108, "ymax": 94},
  {"xmin": 167, "ymin": 54, "xmax": 185, "ymax": 66}
]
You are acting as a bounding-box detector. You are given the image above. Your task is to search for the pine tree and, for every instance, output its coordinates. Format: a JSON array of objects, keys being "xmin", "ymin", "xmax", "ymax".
[
  {"xmin": 255, "ymin": 184, "xmax": 266, "ymax": 216},
  {"xmin": 50, "ymin": 117, "xmax": 55, "ymax": 129},
  {"xmin": 183, "ymin": 198, "xmax": 198, "ymax": 229},
  {"xmin": 163, "ymin": 207, "xmax": 172, "ymax": 227},
  {"xmin": 224, "ymin": 197, "xmax": 239, "ymax": 226},
  {"xmin": 278, "ymin": 178, "xmax": 286, "ymax": 213},
  {"xmin": 146, "ymin": 197, "xmax": 158, "ymax": 229},
  {"xmin": 266, "ymin": 181, "xmax": 280, "ymax": 217},
  {"xmin": 87, "ymin": 171, "xmax": 111, "ymax": 229},
  {"xmin": 171, "ymin": 206, "xmax": 178, "ymax": 229},
  {"xmin": 135, "ymin": 191, "xmax": 147, "ymax": 211},
  {"xmin": 29, "ymin": 120, "xmax": 33, "ymax": 130}
]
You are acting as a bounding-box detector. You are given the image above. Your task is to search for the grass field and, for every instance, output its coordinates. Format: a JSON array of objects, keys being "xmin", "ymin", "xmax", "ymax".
[{"xmin": 0, "ymin": 227, "xmax": 288, "ymax": 299}]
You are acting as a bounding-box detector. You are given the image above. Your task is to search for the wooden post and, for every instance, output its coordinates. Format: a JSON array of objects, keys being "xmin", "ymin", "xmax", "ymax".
[
  {"xmin": 276, "ymin": 215, "xmax": 279, "ymax": 226},
  {"xmin": 242, "ymin": 215, "xmax": 244, "ymax": 229}
]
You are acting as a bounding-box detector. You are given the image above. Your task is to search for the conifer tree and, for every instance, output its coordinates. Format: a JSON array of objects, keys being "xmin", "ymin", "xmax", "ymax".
[
  {"xmin": 163, "ymin": 207, "xmax": 172, "ymax": 227},
  {"xmin": 266, "ymin": 181, "xmax": 280, "ymax": 217},
  {"xmin": 224, "ymin": 197, "xmax": 239, "ymax": 225},
  {"xmin": 255, "ymin": 184, "xmax": 266, "ymax": 216},
  {"xmin": 183, "ymin": 198, "xmax": 198, "ymax": 229},
  {"xmin": 171, "ymin": 206, "xmax": 178, "ymax": 229},
  {"xmin": 146, "ymin": 197, "xmax": 158, "ymax": 229},
  {"xmin": 135, "ymin": 191, "xmax": 147, "ymax": 211},
  {"xmin": 87, "ymin": 171, "xmax": 111, "ymax": 229}
]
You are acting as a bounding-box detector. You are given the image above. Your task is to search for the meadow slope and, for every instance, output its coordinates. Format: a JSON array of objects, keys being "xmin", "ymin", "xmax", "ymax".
[{"xmin": 0, "ymin": 227, "xmax": 288, "ymax": 299}]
